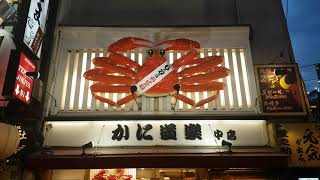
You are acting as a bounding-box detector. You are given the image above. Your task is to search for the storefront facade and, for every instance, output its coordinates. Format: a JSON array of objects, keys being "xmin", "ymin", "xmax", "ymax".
[{"xmin": 2, "ymin": 0, "xmax": 318, "ymax": 180}]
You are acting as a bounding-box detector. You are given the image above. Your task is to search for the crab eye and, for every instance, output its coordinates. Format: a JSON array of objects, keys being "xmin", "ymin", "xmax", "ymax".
[
  {"xmin": 147, "ymin": 49, "xmax": 153, "ymax": 57},
  {"xmin": 160, "ymin": 49, "xmax": 165, "ymax": 56}
]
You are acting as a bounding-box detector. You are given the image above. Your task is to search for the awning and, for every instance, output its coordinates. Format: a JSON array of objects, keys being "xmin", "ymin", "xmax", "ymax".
[{"xmin": 25, "ymin": 147, "xmax": 288, "ymax": 169}]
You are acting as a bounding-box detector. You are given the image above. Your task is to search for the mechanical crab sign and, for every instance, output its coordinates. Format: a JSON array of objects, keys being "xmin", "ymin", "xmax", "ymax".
[{"xmin": 83, "ymin": 37, "xmax": 230, "ymax": 107}]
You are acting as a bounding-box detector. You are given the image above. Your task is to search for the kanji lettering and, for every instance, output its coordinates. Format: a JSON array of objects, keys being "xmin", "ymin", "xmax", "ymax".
[
  {"xmin": 34, "ymin": 0, "xmax": 45, "ymax": 26},
  {"xmin": 112, "ymin": 124, "xmax": 129, "ymax": 141},
  {"xmin": 136, "ymin": 124, "xmax": 153, "ymax": 141},
  {"xmin": 184, "ymin": 124, "xmax": 202, "ymax": 140},
  {"xmin": 227, "ymin": 130, "xmax": 236, "ymax": 140},
  {"xmin": 214, "ymin": 129, "xmax": 223, "ymax": 140},
  {"xmin": 303, "ymin": 129, "xmax": 319, "ymax": 144},
  {"xmin": 160, "ymin": 124, "xmax": 177, "ymax": 140}
]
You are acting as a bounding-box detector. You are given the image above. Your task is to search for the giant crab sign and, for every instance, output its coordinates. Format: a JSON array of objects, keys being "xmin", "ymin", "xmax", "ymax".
[{"xmin": 83, "ymin": 37, "xmax": 230, "ymax": 108}]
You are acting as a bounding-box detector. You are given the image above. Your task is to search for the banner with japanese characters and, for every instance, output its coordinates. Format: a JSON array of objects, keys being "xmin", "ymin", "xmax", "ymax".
[
  {"xmin": 44, "ymin": 120, "xmax": 268, "ymax": 147},
  {"xmin": 275, "ymin": 123, "xmax": 320, "ymax": 167},
  {"xmin": 254, "ymin": 64, "xmax": 307, "ymax": 115},
  {"xmin": 23, "ymin": 0, "xmax": 49, "ymax": 58}
]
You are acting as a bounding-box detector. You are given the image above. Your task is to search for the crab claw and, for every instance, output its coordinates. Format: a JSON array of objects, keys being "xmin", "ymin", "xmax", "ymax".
[
  {"xmin": 108, "ymin": 37, "xmax": 153, "ymax": 52},
  {"xmin": 155, "ymin": 38, "xmax": 200, "ymax": 51}
]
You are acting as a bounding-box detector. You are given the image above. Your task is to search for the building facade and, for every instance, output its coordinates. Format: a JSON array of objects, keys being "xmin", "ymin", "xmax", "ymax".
[{"xmin": 1, "ymin": 0, "xmax": 319, "ymax": 180}]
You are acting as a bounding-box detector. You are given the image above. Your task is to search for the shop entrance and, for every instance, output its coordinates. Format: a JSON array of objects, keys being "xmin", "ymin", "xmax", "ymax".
[{"xmin": 46, "ymin": 168, "xmax": 277, "ymax": 180}]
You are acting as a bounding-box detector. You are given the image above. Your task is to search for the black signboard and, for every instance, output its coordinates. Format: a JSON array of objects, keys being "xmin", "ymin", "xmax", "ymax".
[{"xmin": 255, "ymin": 64, "xmax": 307, "ymax": 115}]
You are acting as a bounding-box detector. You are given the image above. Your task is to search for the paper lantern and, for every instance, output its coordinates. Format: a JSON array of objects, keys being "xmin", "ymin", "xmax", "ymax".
[{"xmin": 0, "ymin": 123, "xmax": 20, "ymax": 159}]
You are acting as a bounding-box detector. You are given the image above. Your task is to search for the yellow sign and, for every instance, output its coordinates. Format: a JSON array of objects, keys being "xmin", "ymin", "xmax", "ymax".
[{"xmin": 275, "ymin": 123, "xmax": 320, "ymax": 167}]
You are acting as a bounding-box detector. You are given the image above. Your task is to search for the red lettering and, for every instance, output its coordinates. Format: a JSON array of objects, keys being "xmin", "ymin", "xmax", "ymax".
[
  {"xmin": 140, "ymin": 84, "xmax": 145, "ymax": 90},
  {"xmin": 150, "ymin": 76, "xmax": 156, "ymax": 82}
]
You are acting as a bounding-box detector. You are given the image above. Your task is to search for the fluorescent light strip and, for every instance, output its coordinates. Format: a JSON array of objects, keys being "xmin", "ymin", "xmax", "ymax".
[
  {"xmin": 87, "ymin": 52, "xmax": 95, "ymax": 109},
  {"xmin": 78, "ymin": 51, "xmax": 87, "ymax": 110},
  {"xmin": 69, "ymin": 51, "xmax": 79, "ymax": 110},
  {"xmin": 232, "ymin": 49, "xmax": 243, "ymax": 108},
  {"xmin": 98, "ymin": 51, "xmax": 108, "ymax": 110},
  {"xmin": 204, "ymin": 50, "xmax": 211, "ymax": 109},
  {"xmin": 240, "ymin": 49, "xmax": 252, "ymax": 108},
  {"xmin": 176, "ymin": 52, "xmax": 183, "ymax": 109},
  {"xmin": 215, "ymin": 49, "xmax": 225, "ymax": 108},
  {"xmin": 60, "ymin": 51, "xmax": 71, "ymax": 110},
  {"xmin": 138, "ymin": 51, "xmax": 143, "ymax": 65},
  {"xmin": 224, "ymin": 49, "xmax": 234, "ymax": 109},
  {"xmin": 122, "ymin": 53, "xmax": 128, "ymax": 108},
  {"xmin": 169, "ymin": 51, "xmax": 174, "ymax": 64}
]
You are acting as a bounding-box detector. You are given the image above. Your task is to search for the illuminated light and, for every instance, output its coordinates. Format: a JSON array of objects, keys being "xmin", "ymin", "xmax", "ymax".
[
  {"xmin": 215, "ymin": 49, "xmax": 220, "ymax": 56},
  {"xmin": 169, "ymin": 51, "xmax": 174, "ymax": 64},
  {"xmin": 203, "ymin": 91, "xmax": 208, "ymax": 109},
  {"xmin": 200, "ymin": 50, "xmax": 205, "ymax": 58},
  {"xmin": 219, "ymin": 78, "xmax": 225, "ymax": 108},
  {"xmin": 195, "ymin": 92, "xmax": 200, "ymax": 109},
  {"xmin": 240, "ymin": 49, "xmax": 252, "ymax": 108},
  {"xmin": 138, "ymin": 50, "xmax": 143, "ymax": 65},
  {"xmin": 201, "ymin": 50, "xmax": 208, "ymax": 109},
  {"xmin": 78, "ymin": 51, "xmax": 87, "ymax": 110},
  {"xmin": 232, "ymin": 49, "xmax": 243, "ymax": 108},
  {"xmin": 177, "ymin": 52, "xmax": 183, "ymax": 109},
  {"xmin": 224, "ymin": 49, "xmax": 234, "ymax": 109},
  {"xmin": 69, "ymin": 51, "xmax": 80, "ymax": 110},
  {"xmin": 187, "ymin": 92, "xmax": 192, "ymax": 109},
  {"xmin": 61, "ymin": 51, "xmax": 71, "ymax": 110},
  {"xmin": 164, "ymin": 177, "xmax": 170, "ymax": 180},
  {"xmin": 87, "ymin": 52, "xmax": 96, "ymax": 109},
  {"xmin": 307, "ymin": 91, "xmax": 310, "ymax": 94},
  {"xmin": 121, "ymin": 93, "xmax": 126, "ymax": 108}
]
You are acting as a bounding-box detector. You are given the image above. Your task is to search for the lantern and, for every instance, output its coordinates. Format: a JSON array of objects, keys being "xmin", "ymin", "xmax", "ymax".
[{"xmin": 0, "ymin": 123, "xmax": 20, "ymax": 159}]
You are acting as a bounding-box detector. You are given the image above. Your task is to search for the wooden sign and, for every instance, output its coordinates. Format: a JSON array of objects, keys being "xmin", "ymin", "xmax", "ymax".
[
  {"xmin": 275, "ymin": 123, "xmax": 320, "ymax": 167},
  {"xmin": 255, "ymin": 64, "xmax": 307, "ymax": 115}
]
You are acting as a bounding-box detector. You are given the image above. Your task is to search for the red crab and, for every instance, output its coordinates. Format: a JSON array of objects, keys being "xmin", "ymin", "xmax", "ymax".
[
  {"xmin": 92, "ymin": 169, "xmax": 132, "ymax": 180},
  {"xmin": 84, "ymin": 37, "xmax": 229, "ymax": 107}
]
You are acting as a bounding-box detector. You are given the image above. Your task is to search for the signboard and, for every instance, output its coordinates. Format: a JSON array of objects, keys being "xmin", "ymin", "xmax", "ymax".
[
  {"xmin": 13, "ymin": 53, "xmax": 35, "ymax": 104},
  {"xmin": 23, "ymin": 0, "xmax": 49, "ymax": 58},
  {"xmin": 255, "ymin": 64, "xmax": 307, "ymax": 115},
  {"xmin": 44, "ymin": 120, "xmax": 268, "ymax": 147},
  {"xmin": 275, "ymin": 123, "xmax": 320, "ymax": 167}
]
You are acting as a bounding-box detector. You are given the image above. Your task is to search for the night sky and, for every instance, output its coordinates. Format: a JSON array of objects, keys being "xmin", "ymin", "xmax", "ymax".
[{"xmin": 282, "ymin": 0, "xmax": 320, "ymax": 92}]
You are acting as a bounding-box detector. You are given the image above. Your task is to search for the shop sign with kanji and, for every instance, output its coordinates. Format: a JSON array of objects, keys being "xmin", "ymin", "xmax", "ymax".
[
  {"xmin": 276, "ymin": 123, "xmax": 320, "ymax": 167},
  {"xmin": 44, "ymin": 120, "xmax": 268, "ymax": 147},
  {"xmin": 13, "ymin": 53, "xmax": 35, "ymax": 104}
]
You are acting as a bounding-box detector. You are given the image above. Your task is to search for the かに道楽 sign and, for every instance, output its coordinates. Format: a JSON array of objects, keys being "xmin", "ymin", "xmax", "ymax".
[{"xmin": 13, "ymin": 53, "xmax": 35, "ymax": 104}]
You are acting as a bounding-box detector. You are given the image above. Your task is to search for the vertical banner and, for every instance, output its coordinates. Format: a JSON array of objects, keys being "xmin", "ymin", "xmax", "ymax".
[
  {"xmin": 255, "ymin": 64, "xmax": 307, "ymax": 115},
  {"xmin": 23, "ymin": 0, "xmax": 49, "ymax": 58},
  {"xmin": 275, "ymin": 123, "xmax": 320, "ymax": 167},
  {"xmin": 13, "ymin": 53, "xmax": 35, "ymax": 104}
]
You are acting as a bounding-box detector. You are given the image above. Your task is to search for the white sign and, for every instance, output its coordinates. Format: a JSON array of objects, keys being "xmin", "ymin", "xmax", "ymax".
[
  {"xmin": 44, "ymin": 120, "xmax": 268, "ymax": 147},
  {"xmin": 135, "ymin": 62, "xmax": 173, "ymax": 95},
  {"xmin": 23, "ymin": 0, "xmax": 49, "ymax": 58}
]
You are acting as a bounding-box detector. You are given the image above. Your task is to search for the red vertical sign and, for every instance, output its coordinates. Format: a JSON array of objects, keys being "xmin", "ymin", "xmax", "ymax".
[{"xmin": 13, "ymin": 53, "xmax": 35, "ymax": 104}]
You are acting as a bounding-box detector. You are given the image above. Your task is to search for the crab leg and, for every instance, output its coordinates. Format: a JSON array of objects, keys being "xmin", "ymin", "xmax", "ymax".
[
  {"xmin": 171, "ymin": 93, "xmax": 196, "ymax": 106},
  {"xmin": 93, "ymin": 58, "xmax": 135, "ymax": 77},
  {"xmin": 194, "ymin": 92, "xmax": 219, "ymax": 107},
  {"xmin": 84, "ymin": 68, "xmax": 131, "ymax": 78},
  {"xmin": 84, "ymin": 72, "xmax": 134, "ymax": 84},
  {"xmin": 179, "ymin": 67, "xmax": 229, "ymax": 84},
  {"xmin": 90, "ymin": 83, "xmax": 131, "ymax": 93},
  {"xmin": 172, "ymin": 49, "xmax": 199, "ymax": 69},
  {"xmin": 92, "ymin": 92, "xmax": 138, "ymax": 107},
  {"xmin": 106, "ymin": 52, "xmax": 141, "ymax": 70},
  {"xmin": 179, "ymin": 56, "xmax": 224, "ymax": 77},
  {"xmin": 108, "ymin": 37, "xmax": 153, "ymax": 52},
  {"xmin": 180, "ymin": 83, "xmax": 224, "ymax": 92}
]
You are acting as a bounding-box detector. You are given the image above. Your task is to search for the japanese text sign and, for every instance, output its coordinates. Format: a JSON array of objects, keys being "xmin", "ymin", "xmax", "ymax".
[
  {"xmin": 255, "ymin": 64, "xmax": 307, "ymax": 115},
  {"xmin": 275, "ymin": 123, "xmax": 320, "ymax": 167},
  {"xmin": 44, "ymin": 120, "xmax": 268, "ymax": 147},
  {"xmin": 23, "ymin": 0, "xmax": 49, "ymax": 58},
  {"xmin": 13, "ymin": 53, "xmax": 35, "ymax": 104}
]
